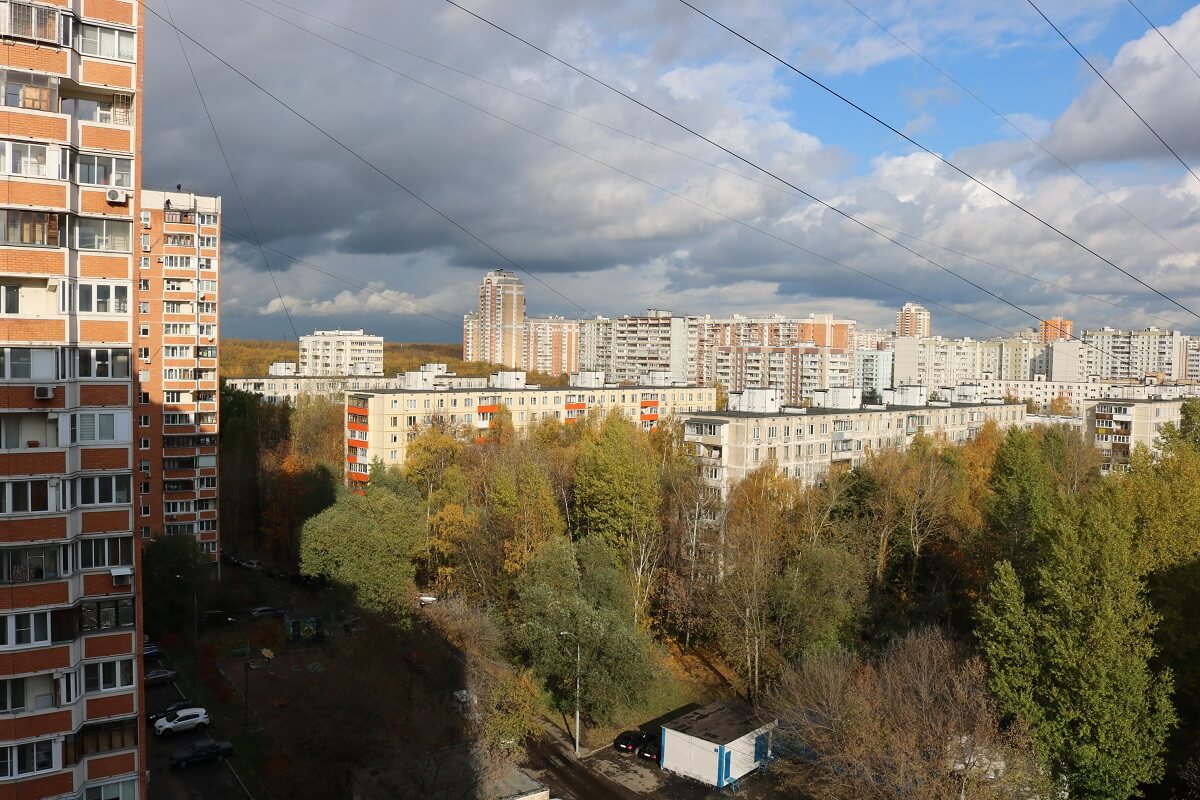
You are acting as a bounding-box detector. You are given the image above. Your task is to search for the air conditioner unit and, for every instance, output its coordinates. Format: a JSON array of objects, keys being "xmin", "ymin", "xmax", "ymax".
[
  {"xmin": 105, "ymin": 188, "xmax": 129, "ymax": 204},
  {"xmin": 112, "ymin": 573, "xmax": 132, "ymax": 587},
  {"xmin": 142, "ymin": 222, "xmax": 151, "ymax": 229},
  {"xmin": 156, "ymin": 257, "xmax": 164, "ymax": 263},
  {"xmin": 33, "ymin": 386, "xmax": 54, "ymax": 400}
]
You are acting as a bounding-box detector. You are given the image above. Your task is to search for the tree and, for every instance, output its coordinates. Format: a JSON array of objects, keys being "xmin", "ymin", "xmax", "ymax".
[
  {"xmin": 480, "ymin": 670, "xmax": 542, "ymax": 760},
  {"xmin": 771, "ymin": 542, "xmax": 866, "ymax": 662},
  {"xmin": 771, "ymin": 628, "xmax": 1047, "ymax": 800},
  {"xmin": 977, "ymin": 503, "xmax": 1176, "ymax": 799},
  {"xmin": 142, "ymin": 535, "xmax": 209, "ymax": 638},
  {"xmin": 1048, "ymin": 394, "xmax": 1073, "ymax": 417},
  {"xmin": 300, "ymin": 487, "xmax": 426, "ymax": 617},
  {"xmin": 289, "ymin": 394, "xmax": 345, "ymax": 469},
  {"xmin": 983, "ymin": 427, "xmax": 1058, "ymax": 574}
]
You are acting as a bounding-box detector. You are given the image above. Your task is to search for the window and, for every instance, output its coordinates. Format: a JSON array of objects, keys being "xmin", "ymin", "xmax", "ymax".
[
  {"xmin": 79, "ymin": 598, "xmax": 133, "ymax": 633},
  {"xmin": 198, "ymin": 212, "xmax": 218, "ymax": 225},
  {"xmin": 76, "ymin": 218, "xmax": 131, "ymax": 252},
  {"xmin": 8, "ymin": 141, "xmax": 48, "ymax": 177},
  {"xmin": 0, "ymin": 69, "xmax": 56, "ymax": 111},
  {"xmin": 0, "ymin": 209, "xmax": 61, "ymax": 246},
  {"xmin": 73, "ymin": 475, "xmax": 131, "ymax": 507},
  {"xmin": 78, "ymin": 537, "xmax": 132, "ymax": 569},
  {"xmin": 163, "ymin": 255, "xmax": 192, "ymax": 269},
  {"xmin": 83, "ymin": 659, "xmax": 134, "ymax": 693},
  {"xmin": 76, "ymin": 153, "xmax": 132, "ymax": 188},
  {"xmin": 76, "ymin": 348, "xmax": 130, "ymax": 378},
  {"xmin": 0, "ymin": 738, "xmax": 55, "ymax": 778},
  {"xmin": 198, "ymin": 235, "xmax": 217, "ymax": 248},
  {"xmin": 0, "ymin": 284, "xmax": 17, "ymax": 315},
  {"xmin": 198, "ymin": 257, "xmax": 215, "ymax": 270},
  {"xmin": 78, "ymin": 23, "xmax": 135, "ymax": 61},
  {"xmin": 0, "ymin": 3, "xmax": 61, "ymax": 43},
  {"xmin": 0, "ymin": 677, "xmax": 23, "ymax": 713},
  {"xmin": 0, "ymin": 480, "xmax": 48, "ymax": 513},
  {"xmin": 139, "ymin": 210, "xmax": 150, "ymax": 226},
  {"xmin": 69, "ymin": 411, "xmax": 122, "ymax": 443},
  {"xmin": 164, "ymin": 233, "xmax": 192, "ymax": 247},
  {"xmin": 198, "ymin": 476, "xmax": 216, "ymax": 490},
  {"xmin": 67, "ymin": 282, "xmax": 129, "ymax": 315},
  {"xmin": 64, "ymin": 719, "xmax": 136, "ymax": 764},
  {"xmin": 0, "ymin": 611, "xmax": 49, "ymax": 647},
  {"xmin": 85, "ymin": 778, "xmax": 138, "ymax": 800},
  {"xmin": 0, "ymin": 545, "xmax": 63, "ymax": 582}
]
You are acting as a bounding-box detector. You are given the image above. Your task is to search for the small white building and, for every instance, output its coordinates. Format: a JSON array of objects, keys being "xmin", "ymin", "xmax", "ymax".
[{"xmin": 660, "ymin": 701, "xmax": 776, "ymax": 788}]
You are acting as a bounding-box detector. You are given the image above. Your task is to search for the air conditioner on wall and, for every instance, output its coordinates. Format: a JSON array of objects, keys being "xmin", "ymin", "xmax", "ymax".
[
  {"xmin": 33, "ymin": 386, "xmax": 54, "ymax": 400},
  {"xmin": 105, "ymin": 188, "xmax": 129, "ymax": 204}
]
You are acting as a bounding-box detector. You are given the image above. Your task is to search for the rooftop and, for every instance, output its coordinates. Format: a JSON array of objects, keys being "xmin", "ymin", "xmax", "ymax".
[
  {"xmin": 664, "ymin": 701, "xmax": 773, "ymax": 744},
  {"xmin": 683, "ymin": 400, "xmax": 1022, "ymax": 421}
]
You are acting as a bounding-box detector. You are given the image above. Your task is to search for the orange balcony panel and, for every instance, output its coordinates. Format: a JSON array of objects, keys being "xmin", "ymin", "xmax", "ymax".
[
  {"xmin": 83, "ymin": 0, "xmax": 135, "ymax": 25},
  {"xmin": 0, "ymin": 515, "xmax": 65, "ymax": 543},
  {"xmin": 347, "ymin": 422, "xmax": 368, "ymax": 433},
  {"xmin": 0, "ymin": 580, "xmax": 68, "ymax": 611},
  {"xmin": 86, "ymin": 751, "xmax": 136, "ymax": 781},
  {"xmin": 640, "ymin": 400, "xmax": 659, "ymax": 407},
  {"xmin": 5, "ymin": 769, "xmax": 72, "ymax": 800},
  {"xmin": 564, "ymin": 418, "xmax": 576, "ymax": 425},
  {"xmin": 86, "ymin": 692, "xmax": 134, "ymax": 721},
  {"xmin": 346, "ymin": 439, "xmax": 364, "ymax": 451},
  {"xmin": 81, "ymin": 447, "xmax": 129, "ymax": 471},
  {"xmin": 80, "ymin": 384, "xmax": 128, "ymax": 406},
  {"xmin": 565, "ymin": 403, "xmax": 586, "ymax": 411},
  {"xmin": 84, "ymin": 632, "xmax": 133, "ymax": 659},
  {"xmin": 477, "ymin": 404, "xmax": 499, "ymax": 414},
  {"xmin": 80, "ymin": 320, "xmax": 128, "ymax": 343},
  {"xmin": 640, "ymin": 413, "xmax": 659, "ymax": 421},
  {"xmin": 0, "ymin": 110, "xmax": 68, "ymax": 141},
  {"xmin": 79, "ymin": 124, "xmax": 132, "ymax": 153},
  {"xmin": 0, "ymin": 180, "xmax": 66, "ymax": 209},
  {"xmin": 0, "ymin": 450, "xmax": 64, "ymax": 476},
  {"xmin": 81, "ymin": 509, "xmax": 130, "ymax": 534},
  {"xmin": 1, "ymin": 318, "xmax": 64, "ymax": 342},
  {"xmin": 347, "ymin": 406, "xmax": 368, "ymax": 416},
  {"xmin": 79, "ymin": 253, "xmax": 129, "ymax": 279},
  {"xmin": 0, "ymin": 247, "xmax": 64, "ymax": 276},
  {"xmin": 347, "ymin": 471, "xmax": 368, "ymax": 483},
  {"xmin": 80, "ymin": 59, "xmax": 134, "ymax": 90},
  {"xmin": 2, "ymin": 42, "xmax": 68, "ymax": 75}
]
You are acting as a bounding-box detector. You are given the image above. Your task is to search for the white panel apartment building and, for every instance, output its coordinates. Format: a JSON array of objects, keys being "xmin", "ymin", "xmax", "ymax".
[
  {"xmin": 1085, "ymin": 397, "xmax": 1183, "ymax": 473},
  {"xmin": 854, "ymin": 348, "xmax": 894, "ymax": 400},
  {"xmin": 714, "ymin": 346, "xmax": 851, "ymax": 406},
  {"xmin": 683, "ymin": 388, "xmax": 1026, "ymax": 498},
  {"xmin": 298, "ymin": 329, "xmax": 384, "ymax": 376},
  {"xmin": 1081, "ymin": 327, "xmax": 1186, "ymax": 381}
]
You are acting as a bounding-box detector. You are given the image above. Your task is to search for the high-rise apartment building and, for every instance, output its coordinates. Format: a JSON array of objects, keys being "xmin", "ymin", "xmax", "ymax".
[
  {"xmin": 463, "ymin": 269, "xmax": 524, "ymax": 368},
  {"xmin": 714, "ymin": 345, "xmax": 851, "ymax": 406},
  {"xmin": 896, "ymin": 303, "xmax": 931, "ymax": 338},
  {"xmin": 298, "ymin": 329, "xmax": 383, "ymax": 377},
  {"xmin": 1040, "ymin": 317, "xmax": 1073, "ymax": 343},
  {"xmin": 1081, "ymin": 327, "xmax": 1186, "ymax": 381},
  {"xmin": 0, "ymin": 1, "xmax": 144, "ymax": 796},
  {"xmin": 136, "ymin": 189, "xmax": 220, "ymax": 562},
  {"xmin": 522, "ymin": 316, "xmax": 578, "ymax": 375}
]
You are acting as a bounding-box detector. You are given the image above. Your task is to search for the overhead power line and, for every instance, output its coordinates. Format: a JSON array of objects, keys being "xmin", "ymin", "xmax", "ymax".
[
  {"xmin": 159, "ymin": 0, "xmax": 298, "ymax": 340},
  {"xmin": 255, "ymin": 0, "xmax": 1196, "ymax": 335},
  {"xmin": 670, "ymin": 0, "xmax": 1200, "ymax": 324},
  {"xmin": 138, "ymin": 1, "xmax": 592, "ymax": 319},
  {"xmin": 1025, "ymin": 0, "xmax": 1200, "ymax": 189},
  {"xmin": 1124, "ymin": 0, "xmax": 1200, "ymax": 84},
  {"xmin": 437, "ymin": 0, "xmax": 1150, "ymax": 370}
]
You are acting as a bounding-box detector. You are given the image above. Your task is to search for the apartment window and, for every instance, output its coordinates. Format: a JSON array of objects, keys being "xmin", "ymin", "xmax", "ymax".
[
  {"xmin": 7, "ymin": 141, "xmax": 49, "ymax": 177},
  {"xmin": 198, "ymin": 257, "xmax": 215, "ymax": 270},
  {"xmin": 163, "ymin": 255, "xmax": 192, "ymax": 269},
  {"xmin": 0, "ymin": 3, "xmax": 61, "ymax": 43},
  {"xmin": 68, "ymin": 282, "xmax": 129, "ymax": 315},
  {"xmin": 0, "ymin": 209, "xmax": 61, "ymax": 246},
  {"xmin": 78, "ymin": 23, "xmax": 135, "ymax": 61},
  {"xmin": 77, "ymin": 348, "xmax": 130, "ymax": 378},
  {"xmin": 0, "ymin": 545, "xmax": 63, "ymax": 582},
  {"xmin": 79, "ymin": 598, "xmax": 133, "ymax": 633},
  {"xmin": 198, "ymin": 235, "xmax": 216, "ymax": 248},
  {"xmin": 76, "ymin": 218, "xmax": 131, "ymax": 252},
  {"xmin": 0, "ymin": 480, "xmax": 48, "ymax": 513},
  {"xmin": 69, "ymin": 411, "xmax": 122, "ymax": 443},
  {"xmin": 0, "ymin": 611, "xmax": 49, "ymax": 647},
  {"xmin": 64, "ymin": 719, "xmax": 137, "ymax": 764},
  {"xmin": 198, "ymin": 476, "xmax": 216, "ymax": 490},
  {"xmin": 198, "ymin": 324, "xmax": 216, "ymax": 337},
  {"xmin": 0, "ymin": 738, "xmax": 54, "ymax": 778},
  {"xmin": 164, "ymin": 233, "xmax": 192, "ymax": 247},
  {"xmin": 76, "ymin": 153, "xmax": 133, "ymax": 188},
  {"xmin": 137, "ymin": 392, "xmax": 149, "ymax": 404},
  {"xmin": 138, "ymin": 438, "xmax": 147, "ymax": 450},
  {"xmin": 73, "ymin": 475, "xmax": 131, "ymax": 507},
  {"xmin": 0, "ymin": 68, "xmax": 56, "ymax": 111},
  {"xmin": 0, "ymin": 677, "xmax": 24, "ymax": 713},
  {"xmin": 198, "ymin": 213, "xmax": 218, "ymax": 225},
  {"xmin": 83, "ymin": 658, "xmax": 134, "ymax": 693},
  {"xmin": 85, "ymin": 779, "xmax": 138, "ymax": 800},
  {"xmin": 138, "ymin": 279, "xmax": 149, "ymax": 292},
  {"xmin": 139, "ymin": 210, "xmax": 150, "ymax": 226},
  {"xmin": 164, "ymin": 323, "xmax": 193, "ymax": 336}
]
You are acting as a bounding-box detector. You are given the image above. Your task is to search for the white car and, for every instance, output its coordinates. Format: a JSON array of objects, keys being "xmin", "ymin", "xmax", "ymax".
[{"xmin": 153, "ymin": 707, "xmax": 210, "ymax": 736}]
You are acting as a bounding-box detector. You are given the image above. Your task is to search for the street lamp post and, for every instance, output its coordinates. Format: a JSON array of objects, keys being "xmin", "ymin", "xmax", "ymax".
[{"xmin": 559, "ymin": 631, "xmax": 580, "ymax": 756}]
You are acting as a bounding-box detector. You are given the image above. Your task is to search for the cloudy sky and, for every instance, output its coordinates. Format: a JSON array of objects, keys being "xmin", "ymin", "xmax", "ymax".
[{"xmin": 142, "ymin": 0, "xmax": 1200, "ymax": 342}]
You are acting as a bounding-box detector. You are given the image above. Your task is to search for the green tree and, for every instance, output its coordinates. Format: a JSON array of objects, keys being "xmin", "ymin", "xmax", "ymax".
[
  {"xmin": 480, "ymin": 670, "xmax": 543, "ymax": 759},
  {"xmin": 984, "ymin": 427, "xmax": 1058, "ymax": 573},
  {"xmin": 771, "ymin": 543, "xmax": 866, "ymax": 662},
  {"xmin": 289, "ymin": 394, "xmax": 345, "ymax": 469},
  {"xmin": 977, "ymin": 503, "xmax": 1176, "ymax": 798},
  {"xmin": 299, "ymin": 487, "xmax": 426, "ymax": 616},
  {"xmin": 142, "ymin": 535, "xmax": 209, "ymax": 638}
]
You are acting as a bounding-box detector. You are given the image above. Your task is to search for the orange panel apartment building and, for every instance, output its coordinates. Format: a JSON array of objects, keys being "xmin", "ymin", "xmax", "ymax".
[
  {"xmin": 0, "ymin": 0, "xmax": 146, "ymax": 797},
  {"xmin": 134, "ymin": 189, "xmax": 220, "ymax": 563}
]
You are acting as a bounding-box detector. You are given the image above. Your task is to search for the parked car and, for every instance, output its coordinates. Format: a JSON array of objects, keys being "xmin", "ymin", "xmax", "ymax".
[
  {"xmin": 242, "ymin": 560, "xmax": 264, "ymax": 570},
  {"xmin": 148, "ymin": 698, "xmax": 193, "ymax": 724},
  {"xmin": 142, "ymin": 643, "xmax": 163, "ymax": 661},
  {"xmin": 169, "ymin": 737, "xmax": 233, "ymax": 769},
  {"xmin": 637, "ymin": 738, "xmax": 661, "ymax": 763},
  {"xmin": 201, "ymin": 610, "xmax": 237, "ymax": 626},
  {"xmin": 248, "ymin": 606, "xmax": 279, "ymax": 619},
  {"xmin": 144, "ymin": 668, "xmax": 177, "ymax": 686},
  {"xmin": 154, "ymin": 707, "xmax": 210, "ymax": 736},
  {"xmin": 614, "ymin": 731, "xmax": 650, "ymax": 753}
]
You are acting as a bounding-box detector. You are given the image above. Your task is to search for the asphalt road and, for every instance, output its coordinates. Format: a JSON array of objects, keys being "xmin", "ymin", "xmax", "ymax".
[
  {"xmin": 526, "ymin": 736, "xmax": 639, "ymax": 800},
  {"xmin": 145, "ymin": 682, "xmax": 249, "ymax": 800}
]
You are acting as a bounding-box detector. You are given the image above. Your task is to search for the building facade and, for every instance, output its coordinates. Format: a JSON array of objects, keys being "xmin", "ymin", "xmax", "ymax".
[
  {"xmin": 1040, "ymin": 317, "xmax": 1073, "ymax": 343},
  {"xmin": 344, "ymin": 371, "xmax": 718, "ymax": 480},
  {"xmin": 135, "ymin": 189, "xmax": 220, "ymax": 560},
  {"xmin": 895, "ymin": 302, "xmax": 931, "ymax": 338},
  {"xmin": 1080, "ymin": 327, "xmax": 1186, "ymax": 381},
  {"xmin": 462, "ymin": 269, "xmax": 524, "ymax": 369},
  {"xmin": 1085, "ymin": 398, "xmax": 1181, "ymax": 473},
  {"xmin": 297, "ymin": 328, "xmax": 383, "ymax": 377},
  {"xmin": 714, "ymin": 345, "xmax": 851, "ymax": 406},
  {"xmin": 0, "ymin": 1, "xmax": 145, "ymax": 796},
  {"xmin": 227, "ymin": 364, "xmax": 488, "ymax": 405},
  {"xmin": 522, "ymin": 315, "xmax": 578, "ymax": 375},
  {"xmin": 854, "ymin": 348, "xmax": 894, "ymax": 401}
]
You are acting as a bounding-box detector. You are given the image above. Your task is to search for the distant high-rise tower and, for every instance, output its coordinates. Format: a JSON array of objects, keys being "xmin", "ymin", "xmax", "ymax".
[
  {"xmin": 463, "ymin": 270, "xmax": 525, "ymax": 368},
  {"xmin": 896, "ymin": 302, "xmax": 931, "ymax": 338},
  {"xmin": 1040, "ymin": 317, "xmax": 1073, "ymax": 344}
]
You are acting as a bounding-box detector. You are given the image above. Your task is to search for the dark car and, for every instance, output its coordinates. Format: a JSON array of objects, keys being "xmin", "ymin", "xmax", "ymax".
[
  {"xmin": 637, "ymin": 738, "xmax": 661, "ymax": 763},
  {"xmin": 169, "ymin": 737, "xmax": 233, "ymax": 769},
  {"xmin": 144, "ymin": 668, "xmax": 177, "ymax": 686},
  {"xmin": 148, "ymin": 698, "xmax": 193, "ymax": 724},
  {"xmin": 142, "ymin": 643, "xmax": 163, "ymax": 661},
  {"xmin": 614, "ymin": 731, "xmax": 650, "ymax": 753},
  {"xmin": 248, "ymin": 605, "xmax": 280, "ymax": 619},
  {"xmin": 200, "ymin": 610, "xmax": 237, "ymax": 626}
]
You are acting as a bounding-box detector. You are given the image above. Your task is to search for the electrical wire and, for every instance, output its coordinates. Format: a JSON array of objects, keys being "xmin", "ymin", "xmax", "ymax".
[
  {"xmin": 437, "ymin": 0, "xmax": 1150, "ymax": 370},
  {"xmin": 1125, "ymin": 0, "xmax": 1200, "ymax": 83},
  {"xmin": 138, "ymin": 1, "xmax": 594, "ymax": 319},
  {"xmin": 1026, "ymin": 0, "xmax": 1200, "ymax": 189},
  {"xmin": 159, "ymin": 0, "xmax": 298, "ymax": 340},
  {"xmin": 250, "ymin": 0, "xmax": 1199, "ymax": 334}
]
